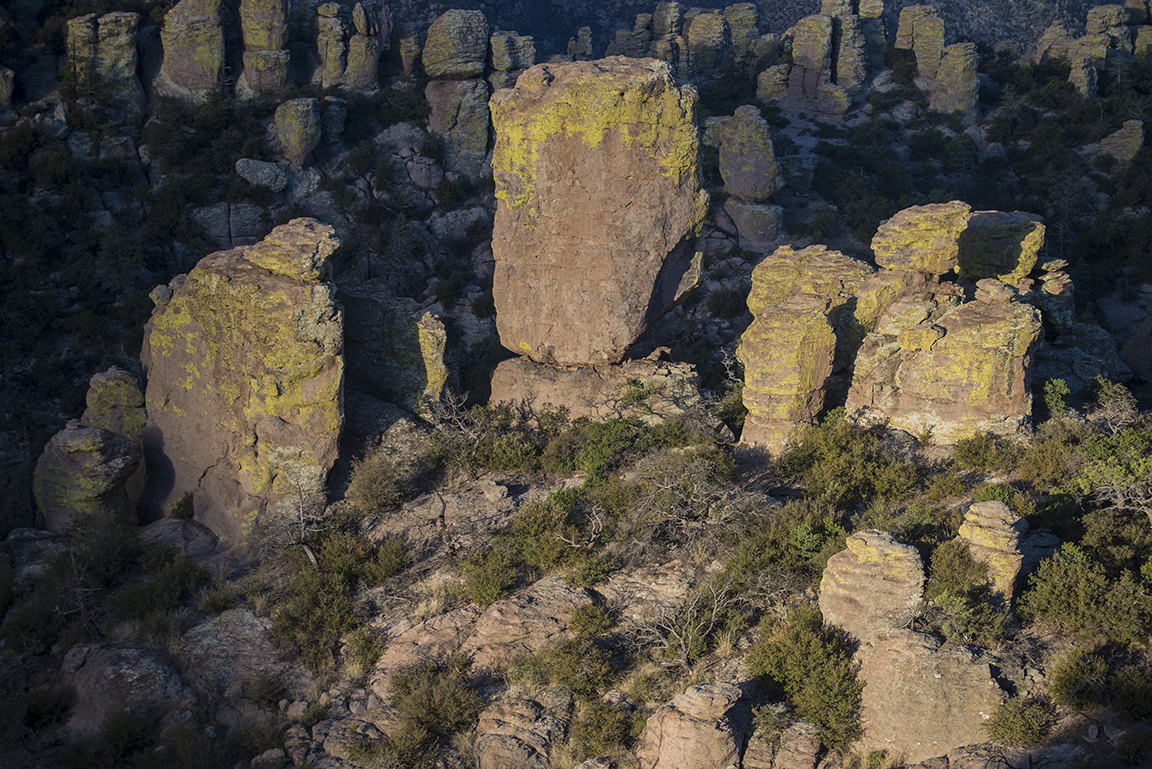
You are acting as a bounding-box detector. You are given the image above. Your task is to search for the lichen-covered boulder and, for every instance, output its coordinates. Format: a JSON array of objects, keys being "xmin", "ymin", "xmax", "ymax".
[
  {"xmin": 684, "ymin": 11, "xmax": 730, "ymax": 77},
  {"xmin": 820, "ymin": 530, "xmax": 925, "ymax": 641},
  {"xmin": 756, "ymin": 64, "xmax": 790, "ymax": 101},
  {"xmin": 930, "ymin": 43, "xmax": 979, "ymax": 124},
  {"xmin": 236, "ymin": 157, "xmax": 289, "ymax": 192},
  {"xmin": 957, "ymin": 501, "xmax": 1028, "ymax": 601},
  {"xmin": 724, "ymin": 3, "xmax": 760, "ymax": 64},
  {"xmin": 237, "ymin": 49, "xmax": 291, "ymax": 99},
  {"xmin": 490, "ymin": 57, "xmax": 708, "ymax": 365},
  {"xmin": 957, "ymin": 210, "xmax": 1045, "ymax": 284},
  {"xmin": 424, "ymin": 9, "xmax": 488, "ymax": 79},
  {"xmin": 787, "ymin": 15, "xmax": 833, "ymax": 103},
  {"xmin": 34, "ymin": 421, "xmax": 143, "ymax": 534},
  {"xmin": 238, "ymin": 0, "xmax": 287, "ymax": 51},
  {"xmin": 275, "ymin": 98, "xmax": 321, "ymax": 168},
  {"xmin": 81, "ymin": 367, "xmax": 146, "ymax": 443},
  {"xmin": 1100, "ymin": 119, "xmax": 1145, "ymax": 166},
  {"xmin": 635, "ymin": 683, "xmax": 744, "ymax": 769},
  {"xmin": 871, "ymin": 201, "xmax": 972, "ymax": 274},
  {"xmin": 738, "ymin": 294, "xmax": 836, "ymax": 452},
  {"xmin": 140, "ymin": 219, "xmax": 343, "ymax": 545},
  {"xmin": 344, "ymin": 34, "xmax": 380, "ymax": 90},
  {"xmin": 718, "ymin": 105, "xmax": 779, "ymax": 202},
  {"xmin": 490, "ymin": 32, "xmax": 535, "ymax": 72},
  {"xmin": 895, "ymin": 5, "xmax": 944, "ymax": 80},
  {"xmin": 426, "ymin": 78, "xmax": 490, "ymax": 179},
  {"xmin": 155, "ymin": 0, "xmax": 224, "ymax": 102},
  {"xmin": 723, "ymin": 199, "xmax": 783, "ymax": 252},
  {"xmin": 476, "ymin": 694, "xmax": 571, "ymax": 769},
  {"xmin": 846, "ymin": 288, "xmax": 1043, "ymax": 443},
  {"xmin": 339, "ymin": 282, "xmax": 447, "ymax": 412},
  {"xmin": 1070, "ymin": 55, "xmax": 1098, "ymax": 98}
]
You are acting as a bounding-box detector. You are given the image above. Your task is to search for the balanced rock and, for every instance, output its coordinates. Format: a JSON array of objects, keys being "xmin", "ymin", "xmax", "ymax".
[
  {"xmin": 738, "ymin": 294, "xmax": 836, "ymax": 452},
  {"xmin": 871, "ymin": 201, "xmax": 972, "ymax": 274},
  {"xmin": 81, "ymin": 367, "xmax": 146, "ymax": 443},
  {"xmin": 490, "ymin": 57, "xmax": 707, "ymax": 365},
  {"xmin": 155, "ymin": 0, "xmax": 225, "ymax": 102},
  {"xmin": 1100, "ymin": 119, "xmax": 1145, "ymax": 166},
  {"xmin": 424, "ymin": 9, "xmax": 488, "ymax": 79},
  {"xmin": 957, "ymin": 501, "xmax": 1028, "ymax": 601},
  {"xmin": 635, "ymin": 683, "xmax": 744, "ymax": 769},
  {"xmin": 820, "ymin": 531, "xmax": 1005, "ymax": 762},
  {"xmin": 238, "ymin": 0, "xmax": 287, "ymax": 51},
  {"xmin": 34, "ymin": 421, "xmax": 143, "ymax": 534},
  {"xmin": 723, "ymin": 199, "xmax": 784, "ymax": 252},
  {"xmin": 929, "ymin": 43, "xmax": 979, "ymax": 124},
  {"xmin": 490, "ymin": 32, "xmax": 536, "ymax": 72},
  {"xmin": 275, "ymin": 98, "xmax": 321, "ymax": 168},
  {"xmin": 718, "ymin": 105, "xmax": 780, "ymax": 202},
  {"xmin": 684, "ymin": 10, "xmax": 730, "ymax": 78},
  {"xmin": 140, "ymin": 219, "xmax": 343, "ymax": 545},
  {"xmin": 957, "ymin": 210, "xmax": 1045, "ymax": 284}
]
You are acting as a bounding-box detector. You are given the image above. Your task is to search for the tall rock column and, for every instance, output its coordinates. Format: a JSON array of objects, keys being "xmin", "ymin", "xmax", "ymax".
[
  {"xmin": 236, "ymin": 0, "xmax": 291, "ymax": 99},
  {"xmin": 717, "ymin": 105, "xmax": 782, "ymax": 252},
  {"xmin": 490, "ymin": 57, "xmax": 708, "ymax": 366},
  {"xmin": 894, "ymin": 4, "xmax": 944, "ymax": 82},
  {"xmin": 929, "ymin": 43, "xmax": 979, "ymax": 124},
  {"xmin": 66, "ymin": 12, "xmax": 146, "ymax": 110},
  {"xmin": 424, "ymin": 9, "xmax": 491, "ymax": 180},
  {"xmin": 140, "ymin": 219, "xmax": 343, "ymax": 546},
  {"xmin": 154, "ymin": 0, "xmax": 225, "ymax": 103},
  {"xmin": 787, "ymin": 15, "xmax": 833, "ymax": 105}
]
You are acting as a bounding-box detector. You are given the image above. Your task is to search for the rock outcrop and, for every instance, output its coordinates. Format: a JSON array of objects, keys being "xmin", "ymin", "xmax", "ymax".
[
  {"xmin": 718, "ymin": 105, "xmax": 780, "ymax": 203},
  {"xmin": 957, "ymin": 211, "xmax": 1045, "ymax": 284},
  {"xmin": 426, "ymin": 78, "xmax": 491, "ymax": 179},
  {"xmin": 476, "ymin": 690, "xmax": 572, "ymax": 769},
  {"xmin": 929, "ymin": 42, "xmax": 979, "ymax": 124},
  {"xmin": 1099, "ymin": 119, "xmax": 1145, "ymax": 165},
  {"xmin": 33, "ymin": 421, "xmax": 142, "ymax": 534},
  {"xmin": 957, "ymin": 501, "xmax": 1029, "ymax": 601},
  {"xmin": 635, "ymin": 683, "xmax": 745, "ymax": 769},
  {"xmin": 820, "ymin": 530, "xmax": 1005, "ymax": 762},
  {"xmin": 275, "ymin": 98, "xmax": 321, "ymax": 168},
  {"xmin": 895, "ymin": 4, "xmax": 944, "ymax": 81},
  {"xmin": 154, "ymin": 0, "xmax": 225, "ymax": 102},
  {"xmin": 236, "ymin": 0, "xmax": 291, "ymax": 99},
  {"xmin": 65, "ymin": 12, "xmax": 145, "ymax": 110},
  {"xmin": 424, "ymin": 9, "xmax": 488, "ymax": 79},
  {"xmin": 140, "ymin": 219, "xmax": 343, "ymax": 545},
  {"xmin": 490, "ymin": 57, "xmax": 707, "ymax": 366},
  {"xmin": 81, "ymin": 367, "xmax": 146, "ymax": 444}
]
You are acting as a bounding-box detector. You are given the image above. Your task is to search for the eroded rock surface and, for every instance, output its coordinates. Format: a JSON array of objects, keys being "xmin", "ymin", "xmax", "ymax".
[
  {"xmin": 140, "ymin": 219, "xmax": 343, "ymax": 545},
  {"xmin": 34, "ymin": 421, "xmax": 142, "ymax": 534},
  {"xmin": 491, "ymin": 57, "xmax": 708, "ymax": 365},
  {"xmin": 957, "ymin": 501, "xmax": 1028, "ymax": 601},
  {"xmin": 155, "ymin": 0, "xmax": 224, "ymax": 102},
  {"xmin": 65, "ymin": 645, "xmax": 195, "ymax": 739},
  {"xmin": 635, "ymin": 682, "xmax": 745, "ymax": 769}
]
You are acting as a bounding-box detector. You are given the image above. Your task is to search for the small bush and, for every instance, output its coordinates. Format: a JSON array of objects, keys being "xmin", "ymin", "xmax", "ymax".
[
  {"xmin": 983, "ymin": 697, "xmax": 1052, "ymax": 746},
  {"xmin": 110, "ymin": 549, "xmax": 210, "ymax": 625},
  {"xmin": 707, "ymin": 285, "xmax": 750, "ymax": 318},
  {"xmin": 745, "ymin": 605, "xmax": 862, "ymax": 752},
  {"xmin": 361, "ymin": 539, "xmax": 410, "ymax": 586},
  {"xmin": 389, "ymin": 654, "xmax": 484, "ymax": 742},
  {"xmin": 459, "ymin": 549, "xmax": 517, "ymax": 607},
  {"xmin": 346, "ymin": 626, "xmax": 386, "ymax": 670},
  {"xmin": 243, "ymin": 674, "xmax": 288, "ymax": 710},
  {"xmin": 952, "ymin": 433, "xmax": 1020, "ymax": 471},
  {"xmin": 1112, "ymin": 664, "xmax": 1152, "ymax": 720},
  {"xmin": 568, "ymin": 698, "xmax": 634, "ymax": 760},
  {"xmin": 167, "ymin": 493, "xmax": 195, "ymax": 519},
  {"xmin": 568, "ymin": 603, "xmax": 614, "ymax": 637},
  {"xmin": 566, "ymin": 552, "xmax": 613, "ymax": 588},
  {"xmin": 508, "ymin": 637, "xmax": 614, "ymax": 697},
  {"xmin": 198, "ymin": 584, "xmax": 234, "ymax": 615},
  {"xmin": 1048, "ymin": 649, "xmax": 1108, "ymax": 708},
  {"xmin": 347, "ymin": 448, "xmax": 407, "ymax": 513}
]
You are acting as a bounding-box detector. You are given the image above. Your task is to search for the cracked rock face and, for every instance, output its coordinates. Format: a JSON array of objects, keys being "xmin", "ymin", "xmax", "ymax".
[
  {"xmin": 490, "ymin": 57, "xmax": 708, "ymax": 366},
  {"xmin": 140, "ymin": 218, "xmax": 343, "ymax": 546}
]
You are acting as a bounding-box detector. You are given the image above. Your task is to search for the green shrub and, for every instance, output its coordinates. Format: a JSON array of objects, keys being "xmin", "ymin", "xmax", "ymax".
[
  {"xmin": 565, "ymin": 552, "xmax": 613, "ymax": 588},
  {"xmin": 706, "ymin": 286, "xmax": 750, "ymax": 318},
  {"xmin": 347, "ymin": 448, "xmax": 407, "ymax": 513},
  {"xmin": 167, "ymin": 493, "xmax": 195, "ymax": 519},
  {"xmin": 271, "ymin": 568, "xmax": 363, "ymax": 673},
  {"xmin": 389, "ymin": 654, "xmax": 484, "ymax": 742},
  {"xmin": 508, "ymin": 637, "xmax": 614, "ymax": 697},
  {"xmin": 243, "ymin": 674, "xmax": 288, "ymax": 710},
  {"xmin": 1112, "ymin": 664, "xmax": 1152, "ymax": 720},
  {"xmin": 542, "ymin": 417, "xmax": 651, "ymax": 479},
  {"xmin": 983, "ymin": 697, "xmax": 1052, "ymax": 745},
  {"xmin": 109, "ymin": 549, "xmax": 210, "ymax": 625},
  {"xmin": 1048, "ymin": 649, "xmax": 1108, "ymax": 708},
  {"xmin": 459, "ymin": 549, "xmax": 518, "ymax": 607},
  {"xmin": 197, "ymin": 584, "xmax": 234, "ymax": 615},
  {"xmin": 346, "ymin": 626, "xmax": 386, "ymax": 670},
  {"xmin": 568, "ymin": 603, "xmax": 614, "ymax": 637},
  {"xmin": 1042, "ymin": 377, "xmax": 1070, "ymax": 416},
  {"xmin": 745, "ymin": 605, "xmax": 862, "ymax": 752},
  {"xmin": 569, "ymin": 698, "xmax": 634, "ymax": 760},
  {"xmin": 952, "ymin": 433, "xmax": 1021, "ymax": 471}
]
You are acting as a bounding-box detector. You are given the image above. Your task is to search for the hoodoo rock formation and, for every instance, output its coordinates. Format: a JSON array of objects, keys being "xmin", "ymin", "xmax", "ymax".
[
  {"xmin": 140, "ymin": 219, "xmax": 343, "ymax": 545},
  {"xmin": 820, "ymin": 530, "xmax": 1006, "ymax": 762},
  {"xmin": 490, "ymin": 57, "xmax": 708, "ymax": 366}
]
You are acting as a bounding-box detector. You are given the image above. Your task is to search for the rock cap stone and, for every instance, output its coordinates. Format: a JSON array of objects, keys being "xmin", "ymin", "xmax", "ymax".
[{"xmin": 245, "ymin": 218, "xmax": 339, "ymax": 281}]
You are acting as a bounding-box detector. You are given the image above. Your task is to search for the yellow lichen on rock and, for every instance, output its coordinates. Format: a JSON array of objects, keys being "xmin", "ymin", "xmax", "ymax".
[
  {"xmin": 957, "ymin": 501, "xmax": 1029, "ymax": 601},
  {"xmin": 871, "ymin": 201, "xmax": 971, "ymax": 274}
]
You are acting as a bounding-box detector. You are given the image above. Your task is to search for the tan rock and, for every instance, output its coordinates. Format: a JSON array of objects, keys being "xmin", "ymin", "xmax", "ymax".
[
  {"xmin": 787, "ymin": 15, "xmax": 833, "ymax": 103},
  {"xmin": 34, "ymin": 421, "xmax": 142, "ymax": 534},
  {"xmin": 491, "ymin": 32, "xmax": 536, "ymax": 72},
  {"xmin": 66, "ymin": 12, "xmax": 144, "ymax": 108},
  {"xmin": 81, "ymin": 367, "xmax": 146, "ymax": 443},
  {"xmin": 461, "ymin": 577, "xmax": 592, "ymax": 671},
  {"xmin": 957, "ymin": 210, "xmax": 1045, "ymax": 284},
  {"xmin": 833, "ymin": 14, "xmax": 868, "ymax": 96},
  {"xmin": 756, "ymin": 63, "xmax": 791, "ymax": 101},
  {"xmin": 139, "ymin": 517, "xmax": 219, "ymax": 558},
  {"xmin": 724, "ymin": 199, "xmax": 784, "ymax": 251},
  {"xmin": 426, "ymin": 78, "xmax": 491, "ymax": 179},
  {"xmin": 490, "ymin": 58, "xmax": 707, "ymax": 365},
  {"xmin": 369, "ymin": 605, "xmax": 482, "ymax": 700},
  {"xmin": 725, "ymin": 3, "xmax": 760, "ymax": 65},
  {"xmin": 685, "ymin": 11, "xmax": 730, "ymax": 77},
  {"xmin": 820, "ymin": 530, "xmax": 925, "ymax": 641},
  {"xmin": 718, "ymin": 105, "xmax": 780, "ymax": 202},
  {"xmin": 238, "ymin": 0, "xmax": 286, "ymax": 51},
  {"xmin": 738, "ymin": 294, "xmax": 836, "ymax": 452},
  {"xmin": 476, "ymin": 695, "xmax": 570, "ymax": 769},
  {"xmin": 1100, "ymin": 119, "xmax": 1145, "ymax": 166},
  {"xmin": 929, "ymin": 43, "xmax": 979, "ymax": 124},
  {"xmin": 871, "ymin": 201, "xmax": 972, "ymax": 274},
  {"xmin": 275, "ymin": 98, "xmax": 321, "ymax": 168},
  {"xmin": 140, "ymin": 219, "xmax": 343, "ymax": 545},
  {"xmin": 155, "ymin": 0, "xmax": 224, "ymax": 102},
  {"xmin": 957, "ymin": 501, "xmax": 1028, "ymax": 601},
  {"xmin": 489, "ymin": 357, "xmax": 708, "ymax": 427},
  {"xmin": 635, "ymin": 682, "xmax": 743, "ymax": 769},
  {"xmin": 237, "ymin": 49, "xmax": 291, "ymax": 99}
]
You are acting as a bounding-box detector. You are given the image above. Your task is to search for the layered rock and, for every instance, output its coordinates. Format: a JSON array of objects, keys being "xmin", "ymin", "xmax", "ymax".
[
  {"xmin": 424, "ymin": 9, "xmax": 488, "ymax": 79},
  {"xmin": 635, "ymin": 683, "xmax": 745, "ymax": 769},
  {"xmin": 65, "ymin": 12, "xmax": 145, "ymax": 110},
  {"xmin": 339, "ymin": 282, "xmax": 447, "ymax": 412},
  {"xmin": 81, "ymin": 367, "xmax": 146, "ymax": 444},
  {"xmin": 820, "ymin": 530, "xmax": 1005, "ymax": 762},
  {"xmin": 155, "ymin": 0, "xmax": 225, "ymax": 102},
  {"xmin": 833, "ymin": 14, "xmax": 869, "ymax": 96},
  {"xmin": 872, "ymin": 201, "xmax": 971, "ymax": 274},
  {"xmin": 490, "ymin": 31, "xmax": 536, "ymax": 73},
  {"xmin": 489, "ymin": 357, "xmax": 707, "ymax": 426},
  {"xmin": 33, "ymin": 421, "xmax": 143, "ymax": 534},
  {"xmin": 684, "ymin": 10, "xmax": 730, "ymax": 79},
  {"xmin": 313, "ymin": 3, "xmax": 348, "ymax": 89},
  {"xmin": 787, "ymin": 15, "xmax": 834, "ymax": 104},
  {"xmin": 957, "ymin": 501, "xmax": 1029, "ymax": 601},
  {"xmin": 236, "ymin": 0, "xmax": 290, "ymax": 99},
  {"xmin": 929, "ymin": 43, "xmax": 979, "ymax": 124},
  {"xmin": 490, "ymin": 57, "xmax": 707, "ymax": 365},
  {"xmin": 476, "ymin": 692, "xmax": 571, "ymax": 769},
  {"xmin": 140, "ymin": 219, "xmax": 343, "ymax": 545},
  {"xmin": 895, "ymin": 4, "xmax": 944, "ymax": 81}
]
